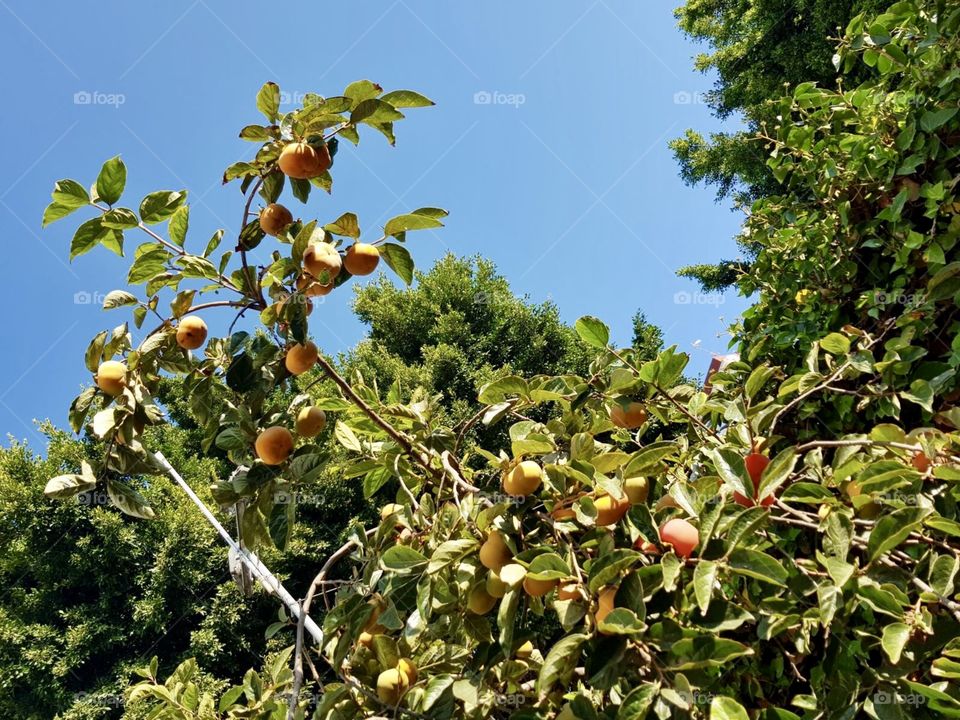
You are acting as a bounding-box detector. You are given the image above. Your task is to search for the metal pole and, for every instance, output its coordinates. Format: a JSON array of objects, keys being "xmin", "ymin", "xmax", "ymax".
[{"xmin": 153, "ymin": 452, "xmax": 324, "ymax": 646}]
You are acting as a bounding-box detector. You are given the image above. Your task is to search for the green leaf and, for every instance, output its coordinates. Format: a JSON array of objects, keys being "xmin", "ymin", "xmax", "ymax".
[
  {"xmin": 383, "ymin": 213, "xmax": 444, "ymax": 237},
  {"xmin": 587, "ymin": 549, "xmax": 640, "ymax": 592},
  {"xmin": 881, "ymin": 622, "xmax": 910, "ymax": 663},
  {"xmin": 706, "ymin": 447, "xmax": 750, "ymax": 497},
  {"xmin": 70, "ymin": 218, "xmax": 110, "ymax": 260},
  {"xmin": 820, "ymin": 332, "xmax": 851, "ymax": 355},
  {"xmin": 169, "ymin": 205, "xmax": 189, "ymax": 247},
  {"xmin": 223, "ymin": 162, "xmax": 256, "ymax": 182},
  {"xmin": 140, "ymin": 191, "xmax": 186, "ymax": 224},
  {"xmin": 497, "ymin": 587, "xmax": 520, "ymax": 651},
  {"xmin": 256, "ymin": 82, "xmax": 281, "ymax": 122},
  {"xmin": 170, "ymin": 289, "xmax": 195, "ymax": 318},
  {"xmin": 575, "ymin": 316, "xmax": 610, "ymax": 349},
  {"xmin": 920, "ymin": 107, "xmax": 958, "ymax": 132},
  {"xmin": 324, "ymin": 212, "xmax": 361, "ymax": 238},
  {"xmin": 693, "ymin": 559, "xmax": 718, "ymax": 614},
  {"xmin": 351, "ymin": 98, "xmax": 405, "ymax": 124},
  {"xmin": 380, "ymin": 545, "xmax": 427, "ymax": 572},
  {"xmin": 69, "ymin": 387, "xmax": 96, "ymax": 433},
  {"xmin": 96, "ymin": 156, "xmax": 126, "ymax": 205},
  {"xmin": 478, "ymin": 375, "xmax": 528, "ymax": 403},
  {"xmin": 100, "ymin": 208, "xmax": 139, "ymax": 230},
  {"xmin": 102, "ymin": 290, "xmax": 138, "ymax": 310},
  {"xmin": 85, "ymin": 330, "xmax": 108, "ymax": 373},
  {"xmin": 427, "ymin": 538, "xmax": 479, "ymax": 574},
  {"xmin": 334, "ymin": 421, "xmax": 362, "ymax": 452},
  {"xmin": 868, "ymin": 507, "xmax": 930, "ymax": 562},
  {"xmin": 725, "ymin": 506, "xmax": 770, "ymax": 552},
  {"xmin": 744, "ymin": 365, "xmax": 776, "ymax": 400},
  {"xmin": 756, "ymin": 447, "xmax": 798, "ymax": 500},
  {"xmin": 52, "ymin": 178, "xmax": 90, "ymax": 208},
  {"xmin": 106, "ymin": 479, "xmax": 155, "ymax": 520},
  {"xmin": 727, "ymin": 549, "xmax": 787, "ymax": 585},
  {"xmin": 669, "ymin": 636, "xmax": 753, "ymax": 670},
  {"xmin": 290, "ymin": 177, "xmax": 311, "ymax": 203},
  {"xmin": 380, "ymin": 90, "xmax": 435, "ymax": 108},
  {"xmin": 901, "ymin": 379, "xmax": 933, "ymax": 412},
  {"xmin": 709, "ymin": 696, "xmax": 749, "ymax": 720},
  {"xmin": 344, "ymin": 80, "xmax": 382, "ymax": 103},
  {"xmin": 177, "ymin": 255, "xmax": 220, "ymax": 281},
  {"xmin": 215, "ymin": 427, "xmax": 247, "ymax": 452},
  {"xmin": 127, "ymin": 246, "xmax": 171, "ymax": 284},
  {"xmin": 536, "ymin": 633, "xmax": 586, "ymax": 699},
  {"xmin": 380, "ymin": 243, "xmax": 414, "ymax": 285},
  {"xmin": 41, "ymin": 201, "xmax": 80, "ymax": 227},
  {"xmin": 596, "ymin": 607, "xmax": 646, "ymax": 635},
  {"xmin": 617, "ymin": 682, "xmax": 659, "ymax": 720},
  {"xmin": 44, "ymin": 473, "xmax": 96, "ymax": 499},
  {"xmin": 205, "ymin": 229, "xmax": 224, "ymax": 258},
  {"xmin": 527, "ymin": 552, "xmax": 571, "ymax": 581},
  {"xmin": 239, "ymin": 124, "xmax": 271, "ymax": 141}
]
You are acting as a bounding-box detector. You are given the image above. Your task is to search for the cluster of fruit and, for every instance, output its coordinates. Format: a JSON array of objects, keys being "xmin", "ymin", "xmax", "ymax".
[{"xmin": 91, "ymin": 137, "xmax": 394, "ymax": 460}]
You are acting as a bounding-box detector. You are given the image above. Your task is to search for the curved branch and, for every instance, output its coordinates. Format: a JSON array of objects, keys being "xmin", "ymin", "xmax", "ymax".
[{"xmin": 315, "ymin": 354, "xmax": 438, "ymax": 482}]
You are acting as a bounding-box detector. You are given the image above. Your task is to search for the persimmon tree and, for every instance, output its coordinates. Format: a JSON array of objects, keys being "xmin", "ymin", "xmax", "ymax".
[
  {"xmin": 43, "ymin": 79, "xmax": 443, "ymax": 532},
  {"xmin": 41, "ymin": 3, "xmax": 960, "ymax": 717}
]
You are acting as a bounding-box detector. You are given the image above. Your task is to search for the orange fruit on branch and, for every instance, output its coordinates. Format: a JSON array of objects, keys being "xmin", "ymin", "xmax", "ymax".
[
  {"xmin": 295, "ymin": 406, "xmax": 326, "ymax": 437},
  {"xmin": 479, "ymin": 532, "xmax": 511, "ymax": 571},
  {"xmin": 95, "ymin": 360, "xmax": 127, "ymax": 396},
  {"xmin": 344, "ymin": 242, "xmax": 381, "ymax": 276},
  {"xmin": 303, "ymin": 242, "xmax": 342, "ymax": 285},
  {"xmin": 255, "ymin": 426, "xmax": 294, "ymax": 466},
  {"xmin": 594, "ymin": 492, "xmax": 630, "ymax": 526},
  {"xmin": 285, "ymin": 341, "xmax": 318, "ymax": 375},
  {"xmin": 258, "ymin": 203, "xmax": 293, "ymax": 237},
  {"xmin": 611, "ymin": 400, "xmax": 647, "ymax": 429},
  {"xmin": 502, "ymin": 460, "xmax": 543, "ymax": 496},
  {"xmin": 277, "ymin": 141, "xmax": 331, "ymax": 179},
  {"xmin": 175, "ymin": 315, "xmax": 208, "ymax": 350},
  {"xmin": 659, "ymin": 518, "xmax": 699, "ymax": 558}
]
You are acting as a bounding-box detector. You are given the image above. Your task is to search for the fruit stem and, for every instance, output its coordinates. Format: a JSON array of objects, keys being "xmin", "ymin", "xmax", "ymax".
[
  {"xmin": 238, "ymin": 177, "xmax": 268, "ymax": 309},
  {"xmin": 606, "ymin": 346, "xmax": 722, "ymax": 440},
  {"xmin": 314, "ymin": 354, "xmax": 438, "ymax": 481},
  {"xmin": 92, "ymin": 202, "xmax": 239, "ymax": 293}
]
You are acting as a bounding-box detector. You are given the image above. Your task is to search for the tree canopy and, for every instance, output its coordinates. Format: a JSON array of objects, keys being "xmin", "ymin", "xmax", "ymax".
[
  {"xmin": 672, "ymin": 0, "xmax": 887, "ymax": 290},
  {"xmin": 12, "ymin": 2, "xmax": 960, "ymax": 718}
]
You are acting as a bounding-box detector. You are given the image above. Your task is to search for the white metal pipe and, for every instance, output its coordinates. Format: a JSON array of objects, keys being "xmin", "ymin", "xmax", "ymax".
[{"xmin": 153, "ymin": 452, "xmax": 324, "ymax": 646}]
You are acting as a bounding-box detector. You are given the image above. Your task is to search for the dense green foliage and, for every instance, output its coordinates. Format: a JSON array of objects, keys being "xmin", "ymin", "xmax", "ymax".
[
  {"xmin": 346, "ymin": 254, "xmax": 593, "ymax": 429},
  {"xmin": 672, "ymin": 0, "xmax": 886, "ymax": 289},
  {"xmin": 737, "ymin": 0, "xmax": 960, "ymax": 437},
  {"xmin": 1, "ymin": 254, "xmax": 626, "ymax": 719},
  {"xmin": 0, "ymin": 427, "xmax": 266, "ymax": 720}
]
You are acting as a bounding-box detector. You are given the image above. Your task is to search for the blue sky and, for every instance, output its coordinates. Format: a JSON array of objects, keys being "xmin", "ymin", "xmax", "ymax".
[{"xmin": 0, "ymin": 1, "xmax": 748, "ymax": 448}]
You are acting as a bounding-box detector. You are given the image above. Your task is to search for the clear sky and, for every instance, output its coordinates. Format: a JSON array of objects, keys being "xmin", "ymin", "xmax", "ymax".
[{"xmin": 0, "ymin": 1, "xmax": 748, "ymax": 448}]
